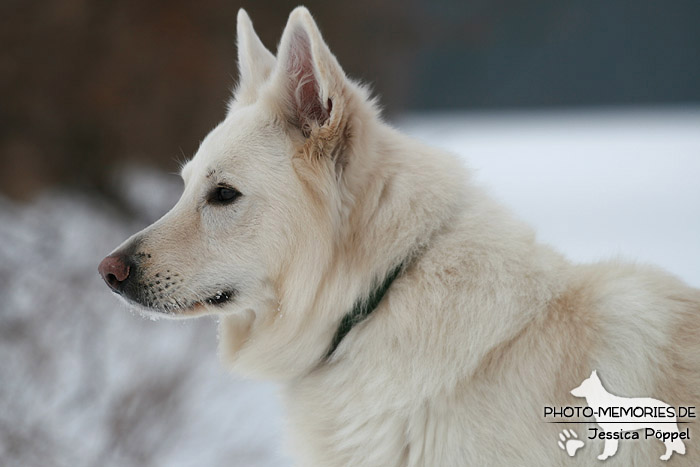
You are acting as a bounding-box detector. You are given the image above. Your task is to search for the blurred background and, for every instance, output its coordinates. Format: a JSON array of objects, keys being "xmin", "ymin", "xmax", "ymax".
[
  {"xmin": 1, "ymin": 1, "xmax": 699, "ymax": 466},
  {"xmin": 3, "ymin": 0, "xmax": 700, "ymax": 200}
]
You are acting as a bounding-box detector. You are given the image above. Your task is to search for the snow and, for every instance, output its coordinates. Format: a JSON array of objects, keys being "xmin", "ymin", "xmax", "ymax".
[{"xmin": 1, "ymin": 107, "xmax": 699, "ymax": 466}]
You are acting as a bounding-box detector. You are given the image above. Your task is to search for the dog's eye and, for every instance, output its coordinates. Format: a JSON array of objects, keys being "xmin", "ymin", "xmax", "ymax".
[{"xmin": 209, "ymin": 186, "xmax": 241, "ymax": 205}]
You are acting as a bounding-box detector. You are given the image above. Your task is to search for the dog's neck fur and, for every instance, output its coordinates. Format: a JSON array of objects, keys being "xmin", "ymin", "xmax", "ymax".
[
  {"xmin": 324, "ymin": 259, "xmax": 407, "ymax": 360},
  {"xmin": 274, "ymin": 116, "xmax": 570, "ymax": 464}
]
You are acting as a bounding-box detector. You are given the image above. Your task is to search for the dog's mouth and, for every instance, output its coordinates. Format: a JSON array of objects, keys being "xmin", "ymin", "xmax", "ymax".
[
  {"xmin": 120, "ymin": 286, "xmax": 237, "ymax": 317},
  {"xmin": 166, "ymin": 288, "xmax": 238, "ymax": 315}
]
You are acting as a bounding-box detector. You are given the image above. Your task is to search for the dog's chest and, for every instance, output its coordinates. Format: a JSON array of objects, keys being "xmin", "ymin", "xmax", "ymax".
[
  {"xmin": 283, "ymin": 366, "xmax": 412, "ymax": 466},
  {"xmin": 281, "ymin": 363, "xmax": 552, "ymax": 466}
]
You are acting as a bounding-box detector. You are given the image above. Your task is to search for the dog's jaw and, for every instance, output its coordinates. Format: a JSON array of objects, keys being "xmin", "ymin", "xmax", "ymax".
[{"xmin": 113, "ymin": 287, "xmax": 238, "ymax": 319}]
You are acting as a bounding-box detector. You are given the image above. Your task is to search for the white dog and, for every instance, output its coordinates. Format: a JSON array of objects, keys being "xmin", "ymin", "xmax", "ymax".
[{"xmin": 99, "ymin": 7, "xmax": 700, "ymax": 465}]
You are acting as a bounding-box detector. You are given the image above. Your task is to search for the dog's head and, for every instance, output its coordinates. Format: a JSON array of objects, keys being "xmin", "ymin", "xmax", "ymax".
[
  {"xmin": 570, "ymin": 370, "xmax": 602, "ymax": 398},
  {"xmin": 98, "ymin": 8, "xmax": 383, "ymax": 376}
]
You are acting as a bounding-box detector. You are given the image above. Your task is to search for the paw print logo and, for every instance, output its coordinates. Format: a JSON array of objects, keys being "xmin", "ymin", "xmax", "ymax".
[{"xmin": 558, "ymin": 429, "xmax": 585, "ymax": 457}]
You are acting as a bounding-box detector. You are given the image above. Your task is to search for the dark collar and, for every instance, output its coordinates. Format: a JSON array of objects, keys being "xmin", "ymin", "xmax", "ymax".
[{"xmin": 324, "ymin": 261, "xmax": 405, "ymax": 360}]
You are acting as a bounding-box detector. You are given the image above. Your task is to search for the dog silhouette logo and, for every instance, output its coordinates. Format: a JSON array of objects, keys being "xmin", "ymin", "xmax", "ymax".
[{"xmin": 570, "ymin": 370, "xmax": 686, "ymax": 461}]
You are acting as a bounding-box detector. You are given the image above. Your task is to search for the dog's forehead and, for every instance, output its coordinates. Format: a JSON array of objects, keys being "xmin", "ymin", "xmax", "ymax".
[{"xmin": 181, "ymin": 106, "xmax": 284, "ymax": 183}]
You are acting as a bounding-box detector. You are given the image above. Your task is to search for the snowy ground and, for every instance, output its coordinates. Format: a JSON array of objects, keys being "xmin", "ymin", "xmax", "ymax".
[{"xmin": 1, "ymin": 107, "xmax": 699, "ymax": 467}]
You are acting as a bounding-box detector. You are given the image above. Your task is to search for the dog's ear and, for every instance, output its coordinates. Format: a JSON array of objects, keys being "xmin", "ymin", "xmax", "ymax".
[
  {"xmin": 271, "ymin": 7, "xmax": 349, "ymax": 141},
  {"xmin": 233, "ymin": 9, "xmax": 276, "ymax": 105}
]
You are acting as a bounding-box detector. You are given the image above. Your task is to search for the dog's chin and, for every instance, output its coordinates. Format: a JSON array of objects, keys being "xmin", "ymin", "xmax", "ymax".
[{"xmin": 115, "ymin": 289, "xmax": 237, "ymax": 320}]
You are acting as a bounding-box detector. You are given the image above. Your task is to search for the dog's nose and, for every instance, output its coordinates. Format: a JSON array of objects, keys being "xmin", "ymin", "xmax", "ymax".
[{"xmin": 98, "ymin": 254, "xmax": 131, "ymax": 292}]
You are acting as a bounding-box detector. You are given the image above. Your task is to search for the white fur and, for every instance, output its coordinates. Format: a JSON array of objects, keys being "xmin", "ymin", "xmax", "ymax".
[{"xmin": 105, "ymin": 7, "xmax": 700, "ymax": 466}]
